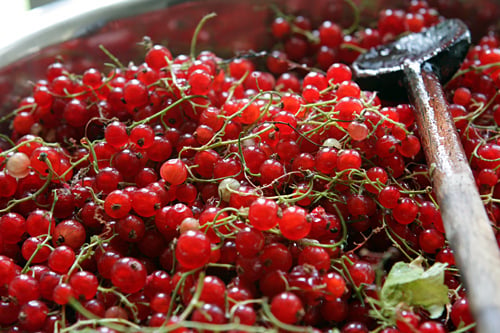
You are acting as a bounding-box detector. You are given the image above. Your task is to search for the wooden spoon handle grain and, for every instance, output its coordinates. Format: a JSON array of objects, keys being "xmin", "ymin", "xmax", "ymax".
[{"xmin": 405, "ymin": 61, "xmax": 500, "ymax": 333}]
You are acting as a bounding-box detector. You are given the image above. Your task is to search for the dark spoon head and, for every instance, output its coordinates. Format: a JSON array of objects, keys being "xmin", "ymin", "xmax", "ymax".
[{"xmin": 352, "ymin": 19, "xmax": 471, "ymax": 99}]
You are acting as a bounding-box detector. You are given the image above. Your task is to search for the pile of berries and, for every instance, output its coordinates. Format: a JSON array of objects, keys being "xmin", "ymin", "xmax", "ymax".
[{"xmin": 0, "ymin": 0, "xmax": 499, "ymax": 332}]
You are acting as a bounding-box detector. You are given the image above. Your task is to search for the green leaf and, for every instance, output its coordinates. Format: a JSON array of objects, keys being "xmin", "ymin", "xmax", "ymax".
[{"xmin": 380, "ymin": 257, "xmax": 449, "ymax": 318}]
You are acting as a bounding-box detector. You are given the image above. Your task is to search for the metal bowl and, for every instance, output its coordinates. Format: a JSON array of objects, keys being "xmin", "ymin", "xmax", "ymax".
[{"xmin": 0, "ymin": 0, "xmax": 498, "ymax": 131}]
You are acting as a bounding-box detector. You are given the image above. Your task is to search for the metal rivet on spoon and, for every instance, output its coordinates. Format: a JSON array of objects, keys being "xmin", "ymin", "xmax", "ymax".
[{"xmin": 353, "ymin": 19, "xmax": 500, "ymax": 333}]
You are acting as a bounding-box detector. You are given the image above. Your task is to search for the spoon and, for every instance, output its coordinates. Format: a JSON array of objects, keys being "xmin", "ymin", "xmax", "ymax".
[{"xmin": 352, "ymin": 19, "xmax": 500, "ymax": 333}]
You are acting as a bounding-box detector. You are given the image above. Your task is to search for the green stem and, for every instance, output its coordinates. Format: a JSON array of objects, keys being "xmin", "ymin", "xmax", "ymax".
[
  {"xmin": 80, "ymin": 138, "xmax": 100, "ymax": 174},
  {"xmin": 99, "ymin": 45, "xmax": 124, "ymax": 69},
  {"xmin": 1, "ymin": 168, "xmax": 54, "ymax": 215},
  {"xmin": 343, "ymin": 0, "xmax": 361, "ymax": 35},
  {"xmin": 65, "ymin": 299, "xmax": 141, "ymax": 332},
  {"xmin": 130, "ymin": 94, "xmax": 208, "ymax": 129},
  {"xmin": 190, "ymin": 12, "xmax": 217, "ymax": 59}
]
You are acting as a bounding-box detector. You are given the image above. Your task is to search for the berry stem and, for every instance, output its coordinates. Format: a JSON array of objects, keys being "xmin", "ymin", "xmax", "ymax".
[
  {"xmin": 343, "ymin": 0, "xmax": 361, "ymax": 35},
  {"xmin": 0, "ymin": 168, "xmax": 54, "ymax": 214},
  {"xmin": 177, "ymin": 271, "xmax": 206, "ymax": 321},
  {"xmin": 0, "ymin": 102, "xmax": 37, "ymax": 124},
  {"xmin": 447, "ymin": 62, "xmax": 500, "ymax": 85},
  {"xmin": 0, "ymin": 137, "xmax": 44, "ymax": 158},
  {"xmin": 80, "ymin": 137, "xmax": 101, "ymax": 174},
  {"xmin": 23, "ymin": 190, "xmax": 59, "ymax": 275},
  {"xmin": 66, "ymin": 237, "xmax": 101, "ymax": 278},
  {"xmin": 64, "ymin": 299, "xmax": 141, "ymax": 332},
  {"xmin": 167, "ymin": 269, "xmax": 198, "ymax": 319},
  {"xmin": 130, "ymin": 94, "xmax": 208, "ymax": 129},
  {"xmin": 97, "ymin": 286, "xmax": 141, "ymax": 322},
  {"xmin": 190, "ymin": 12, "xmax": 217, "ymax": 59},
  {"xmin": 99, "ymin": 45, "xmax": 125, "ymax": 69}
]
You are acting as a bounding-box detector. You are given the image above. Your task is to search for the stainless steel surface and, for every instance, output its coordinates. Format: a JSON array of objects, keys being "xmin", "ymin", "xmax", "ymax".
[
  {"xmin": 30, "ymin": 0, "xmax": 62, "ymax": 8},
  {"xmin": 0, "ymin": 0, "xmax": 169, "ymax": 69}
]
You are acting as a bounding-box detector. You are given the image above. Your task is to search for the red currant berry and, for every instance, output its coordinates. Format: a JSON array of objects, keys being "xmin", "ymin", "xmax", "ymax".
[
  {"xmin": 327, "ymin": 63, "xmax": 352, "ymax": 84},
  {"xmin": 271, "ymin": 17, "xmax": 291, "ymax": 39},
  {"xmin": 279, "ymin": 206, "xmax": 311, "ymax": 240},
  {"xmin": 396, "ymin": 309, "xmax": 420, "ymax": 333},
  {"xmin": 324, "ymin": 272, "xmax": 346, "ymax": 300},
  {"xmin": 419, "ymin": 321, "xmax": 446, "ymax": 333},
  {"xmin": 111, "ymin": 257, "xmax": 147, "ymax": 294},
  {"xmin": 319, "ymin": 21, "xmax": 343, "ymax": 48},
  {"xmin": 248, "ymin": 198, "xmax": 279, "ymax": 231},
  {"xmin": 270, "ymin": 291, "xmax": 304, "ymax": 324},
  {"xmin": 451, "ymin": 298, "xmax": 474, "ymax": 329},
  {"xmin": 419, "ymin": 228, "xmax": 445, "ymax": 253},
  {"xmin": 236, "ymin": 227, "xmax": 265, "ymax": 258},
  {"xmin": 393, "ymin": 198, "xmax": 419, "ymax": 225},
  {"xmin": 378, "ymin": 186, "xmax": 401, "ymax": 209},
  {"xmin": 0, "ymin": 213, "xmax": 25, "ymax": 244},
  {"xmin": 0, "ymin": 297, "xmax": 19, "ymax": 326},
  {"xmin": 298, "ymin": 246, "xmax": 331, "ymax": 271},
  {"xmin": 104, "ymin": 190, "xmax": 132, "ymax": 219},
  {"xmin": 52, "ymin": 219, "xmax": 86, "ymax": 249},
  {"xmin": 337, "ymin": 149, "xmax": 362, "ymax": 171},
  {"xmin": 129, "ymin": 124, "xmax": 155, "ymax": 148},
  {"xmin": 69, "ymin": 271, "xmax": 98, "ymax": 300},
  {"xmin": 64, "ymin": 98, "xmax": 90, "ymax": 127},
  {"xmin": 348, "ymin": 261, "xmax": 375, "ymax": 287},
  {"xmin": 105, "ymin": 121, "xmax": 128, "ymax": 148},
  {"xmin": 123, "ymin": 79, "xmax": 149, "ymax": 107},
  {"xmin": 18, "ymin": 300, "xmax": 48, "ymax": 331},
  {"xmin": 48, "ymin": 245, "xmax": 75, "ymax": 274},
  {"xmin": 116, "ymin": 214, "xmax": 146, "ymax": 242},
  {"xmin": 26, "ymin": 209, "xmax": 55, "ymax": 237},
  {"xmin": 132, "ymin": 187, "xmax": 160, "ymax": 217},
  {"xmin": 0, "ymin": 256, "xmax": 17, "ymax": 286},
  {"xmin": 160, "ymin": 159, "xmax": 188, "ymax": 185},
  {"xmin": 53, "ymin": 283, "xmax": 74, "ymax": 305},
  {"xmin": 175, "ymin": 230, "xmax": 211, "ymax": 270},
  {"xmin": 8, "ymin": 274, "xmax": 40, "ymax": 305},
  {"xmin": 145, "ymin": 45, "xmax": 173, "ymax": 71}
]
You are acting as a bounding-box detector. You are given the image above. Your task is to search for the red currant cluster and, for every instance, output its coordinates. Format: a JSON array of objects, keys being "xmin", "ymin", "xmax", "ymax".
[
  {"xmin": 267, "ymin": 0, "xmax": 440, "ymax": 73},
  {"xmin": 0, "ymin": 0, "xmax": 498, "ymax": 332}
]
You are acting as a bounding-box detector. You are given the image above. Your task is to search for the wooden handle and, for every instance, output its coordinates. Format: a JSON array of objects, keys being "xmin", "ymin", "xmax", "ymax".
[{"xmin": 404, "ymin": 61, "xmax": 500, "ymax": 333}]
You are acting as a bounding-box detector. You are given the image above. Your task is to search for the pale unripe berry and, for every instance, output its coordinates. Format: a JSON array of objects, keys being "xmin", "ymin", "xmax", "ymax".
[
  {"xmin": 218, "ymin": 178, "xmax": 240, "ymax": 202},
  {"xmin": 6, "ymin": 152, "xmax": 30, "ymax": 178},
  {"xmin": 347, "ymin": 122, "xmax": 369, "ymax": 141},
  {"xmin": 241, "ymin": 138, "xmax": 256, "ymax": 148},
  {"xmin": 179, "ymin": 217, "xmax": 200, "ymax": 234},
  {"xmin": 322, "ymin": 138, "xmax": 341, "ymax": 149},
  {"xmin": 160, "ymin": 158, "xmax": 188, "ymax": 185},
  {"xmin": 30, "ymin": 123, "xmax": 43, "ymax": 136},
  {"xmin": 45, "ymin": 129, "xmax": 56, "ymax": 142}
]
